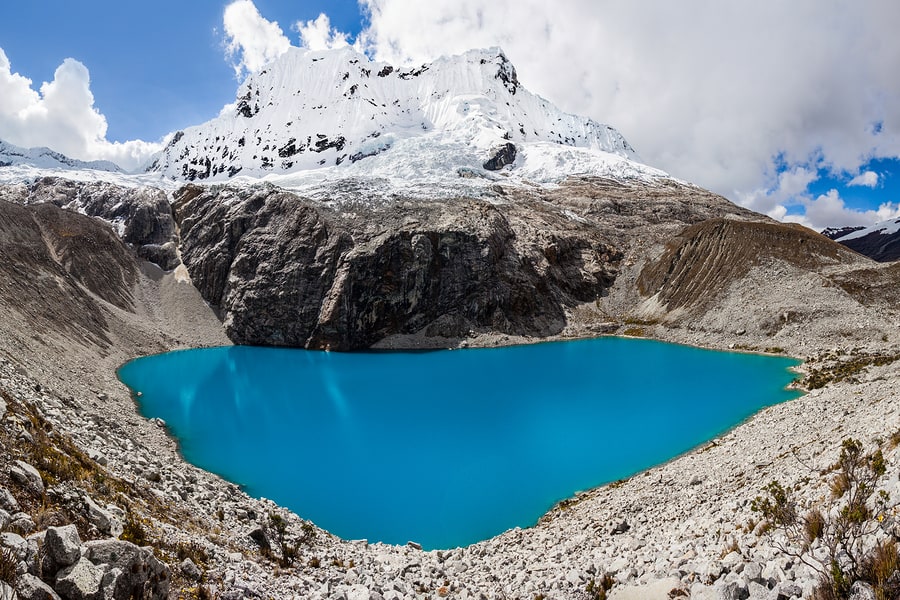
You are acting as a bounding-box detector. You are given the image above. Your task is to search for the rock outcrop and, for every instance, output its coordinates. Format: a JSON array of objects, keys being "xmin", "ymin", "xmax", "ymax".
[
  {"xmin": 0, "ymin": 178, "xmax": 179, "ymax": 270},
  {"xmin": 173, "ymin": 183, "xmax": 623, "ymax": 349}
]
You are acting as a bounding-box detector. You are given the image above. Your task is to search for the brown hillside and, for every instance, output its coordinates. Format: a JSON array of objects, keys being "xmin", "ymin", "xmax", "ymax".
[{"xmin": 637, "ymin": 218, "xmax": 866, "ymax": 311}]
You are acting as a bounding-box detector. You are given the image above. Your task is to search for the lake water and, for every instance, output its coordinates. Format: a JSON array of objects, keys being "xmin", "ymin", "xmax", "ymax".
[{"xmin": 117, "ymin": 337, "xmax": 800, "ymax": 550}]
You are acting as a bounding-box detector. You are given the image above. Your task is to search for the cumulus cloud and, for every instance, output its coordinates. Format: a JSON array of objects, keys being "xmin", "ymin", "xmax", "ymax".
[
  {"xmin": 848, "ymin": 170, "xmax": 879, "ymax": 188},
  {"xmin": 355, "ymin": 0, "xmax": 900, "ymax": 226},
  {"xmin": 295, "ymin": 14, "xmax": 351, "ymax": 51},
  {"xmin": 0, "ymin": 48, "xmax": 160, "ymax": 171},
  {"xmin": 223, "ymin": 0, "xmax": 291, "ymax": 78},
  {"xmin": 785, "ymin": 189, "xmax": 900, "ymax": 230}
]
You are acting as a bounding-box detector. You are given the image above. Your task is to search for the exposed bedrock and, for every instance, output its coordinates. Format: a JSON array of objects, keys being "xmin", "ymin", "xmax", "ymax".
[
  {"xmin": 0, "ymin": 177, "xmax": 180, "ymax": 270},
  {"xmin": 173, "ymin": 184, "xmax": 624, "ymax": 350}
]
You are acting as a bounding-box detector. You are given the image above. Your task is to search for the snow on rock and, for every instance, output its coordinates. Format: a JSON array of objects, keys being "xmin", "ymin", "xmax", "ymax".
[
  {"xmin": 835, "ymin": 217, "xmax": 900, "ymax": 241},
  {"xmin": 148, "ymin": 46, "xmax": 664, "ymax": 189}
]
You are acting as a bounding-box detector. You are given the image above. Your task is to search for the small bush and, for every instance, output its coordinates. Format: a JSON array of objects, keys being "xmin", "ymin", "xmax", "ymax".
[
  {"xmin": 804, "ymin": 509, "xmax": 825, "ymax": 544},
  {"xmin": 753, "ymin": 438, "xmax": 893, "ymax": 598},
  {"xmin": 585, "ymin": 573, "xmax": 615, "ymax": 600},
  {"xmin": 121, "ymin": 512, "xmax": 149, "ymax": 546}
]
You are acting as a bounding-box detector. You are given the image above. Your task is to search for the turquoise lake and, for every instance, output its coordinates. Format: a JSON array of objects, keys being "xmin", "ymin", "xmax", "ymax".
[{"xmin": 117, "ymin": 337, "xmax": 801, "ymax": 550}]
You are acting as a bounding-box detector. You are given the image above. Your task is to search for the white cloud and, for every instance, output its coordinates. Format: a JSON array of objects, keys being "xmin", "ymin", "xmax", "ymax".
[
  {"xmin": 0, "ymin": 48, "xmax": 160, "ymax": 171},
  {"xmin": 782, "ymin": 189, "xmax": 900, "ymax": 231},
  {"xmin": 295, "ymin": 14, "xmax": 351, "ymax": 51},
  {"xmin": 223, "ymin": 0, "xmax": 291, "ymax": 78},
  {"xmin": 355, "ymin": 0, "xmax": 900, "ymax": 224},
  {"xmin": 848, "ymin": 170, "xmax": 879, "ymax": 188}
]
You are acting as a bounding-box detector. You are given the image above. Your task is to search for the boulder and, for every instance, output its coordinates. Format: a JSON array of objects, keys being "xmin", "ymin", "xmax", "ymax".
[
  {"xmin": 82, "ymin": 496, "xmax": 122, "ymax": 538},
  {"xmin": 82, "ymin": 539, "xmax": 169, "ymax": 600},
  {"xmin": 10, "ymin": 461, "xmax": 43, "ymax": 495},
  {"xmin": 55, "ymin": 557, "xmax": 104, "ymax": 600},
  {"xmin": 44, "ymin": 526, "xmax": 81, "ymax": 571},
  {"xmin": 1, "ymin": 532, "xmax": 28, "ymax": 561},
  {"xmin": 179, "ymin": 558, "xmax": 201, "ymax": 582},
  {"xmin": 0, "ymin": 487, "xmax": 19, "ymax": 513},
  {"xmin": 16, "ymin": 573, "xmax": 61, "ymax": 600}
]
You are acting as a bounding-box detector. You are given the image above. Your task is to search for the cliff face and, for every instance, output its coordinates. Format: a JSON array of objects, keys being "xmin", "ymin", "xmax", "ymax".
[{"xmin": 173, "ymin": 184, "xmax": 623, "ymax": 350}]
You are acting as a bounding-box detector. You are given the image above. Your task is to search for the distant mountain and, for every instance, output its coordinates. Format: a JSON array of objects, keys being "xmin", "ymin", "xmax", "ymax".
[
  {"xmin": 147, "ymin": 47, "xmax": 662, "ymax": 185},
  {"xmin": 821, "ymin": 226, "xmax": 864, "ymax": 240},
  {"xmin": 831, "ymin": 218, "xmax": 900, "ymax": 262},
  {"xmin": 0, "ymin": 140, "xmax": 121, "ymax": 172}
]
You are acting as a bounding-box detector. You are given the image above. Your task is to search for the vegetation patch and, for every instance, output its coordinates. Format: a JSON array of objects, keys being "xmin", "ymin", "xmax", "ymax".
[
  {"xmin": 801, "ymin": 349, "xmax": 900, "ymax": 389},
  {"xmin": 752, "ymin": 438, "xmax": 898, "ymax": 599}
]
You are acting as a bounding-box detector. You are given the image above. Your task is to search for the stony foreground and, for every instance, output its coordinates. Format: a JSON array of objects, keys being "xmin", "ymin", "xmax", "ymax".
[{"xmin": 2, "ymin": 318, "xmax": 900, "ymax": 600}]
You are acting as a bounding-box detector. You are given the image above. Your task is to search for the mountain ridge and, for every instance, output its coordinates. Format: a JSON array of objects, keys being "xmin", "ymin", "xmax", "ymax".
[{"xmin": 147, "ymin": 46, "xmax": 660, "ymax": 187}]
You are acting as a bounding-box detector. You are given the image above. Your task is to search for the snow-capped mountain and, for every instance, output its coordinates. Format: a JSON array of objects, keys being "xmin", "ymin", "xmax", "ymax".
[
  {"xmin": 148, "ymin": 47, "xmax": 663, "ymax": 187},
  {"xmin": 821, "ymin": 226, "xmax": 864, "ymax": 240},
  {"xmin": 833, "ymin": 217, "xmax": 900, "ymax": 262},
  {"xmin": 0, "ymin": 140, "xmax": 121, "ymax": 172}
]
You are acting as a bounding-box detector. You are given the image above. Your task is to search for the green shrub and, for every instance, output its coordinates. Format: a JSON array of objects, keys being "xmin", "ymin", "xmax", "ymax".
[{"xmin": 752, "ymin": 438, "xmax": 893, "ymax": 598}]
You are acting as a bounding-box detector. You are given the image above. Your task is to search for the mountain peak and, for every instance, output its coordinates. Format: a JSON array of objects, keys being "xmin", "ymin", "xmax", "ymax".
[
  {"xmin": 0, "ymin": 140, "xmax": 121, "ymax": 173},
  {"xmin": 148, "ymin": 46, "xmax": 657, "ymax": 187}
]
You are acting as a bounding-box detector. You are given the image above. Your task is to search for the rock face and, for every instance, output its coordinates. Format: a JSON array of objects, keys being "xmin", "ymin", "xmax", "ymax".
[
  {"xmin": 483, "ymin": 142, "xmax": 517, "ymax": 170},
  {"xmin": 0, "ymin": 177, "xmax": 179, "ymax": 270},
  {"xmin": 174, "ymin": 183, "xmax": 622, "ymax": 349}
]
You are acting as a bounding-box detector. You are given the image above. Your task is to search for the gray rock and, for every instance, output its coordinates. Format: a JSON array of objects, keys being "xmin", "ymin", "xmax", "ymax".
[
  {"xmin": 777, "ymin": 582, "xmax": 802, "ymax": 599},
  {"xmin": 9, "ymin": 461, "xmax": 43, "ymax": 495},
  {"xmin": 179, "ymin": 558, "xmax": 201, "ymax": 582},
  {"xmin": 0, "ymin": 487, "xmax": 19, "ymax": 513},
  {"xmin": 248, "ymin": 527, "xmax": 270, "ymax": 550},
  {"xmin": 0, "ymin": 509, "xmax": 11, "ymax": 530},
  {"xmin": 719, "ymin": 581, "xmax": 750, "ymax": 600},
  {"xmin": 0, "ymin": 581, "xmax": 16, "ymax": 600},
  {"xmin": 611, "ymin": 520, "xmax": 630, "ymax": 535},
  {"xmin": 44, "ymin": 526, "xmax": 81, "ymax": 570},
  {"xmin": 55, "ymin": 557, "xmax": 104, "ymax": 600},
  {"xmin": 82, "ymin": 496, "xmax": 122, "ymax": 538},
  {"xmin": 82, "ymin": 539, "xmax": 169, "ymax": 600},
  {"xmin": 848, "ymin": 581, "xmax": 876, "ymax": 600},
  {"xmin": 1, "ymin": 532, "xmax": 28, "ymax": 561},
  {"xmin": 6, "ymin": 514, "xmax": 35, "ymax": 536},
  {"xmin": 482, "ymin": 142, "xmax": 517, "ymax": 171},
  {"xmin": 743, "ymin": 562, "xmax": 763, "ymax": 584},
  {"xmin": 85, "ymin": 450, "xmax": 106, "ymax": 467},
  {"xmin": 16, "ymin": 573, "xmax": 61, "ymax": 600}
]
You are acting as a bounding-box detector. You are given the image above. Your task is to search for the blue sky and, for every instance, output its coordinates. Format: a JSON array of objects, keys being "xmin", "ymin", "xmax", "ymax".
[
  {"xmin": 0, "ymin": 1, "xmax": 365, "ymax": 142},
  {"xmin": 0, "ymin": 0, "xmax": 898, "ymax": 231}
]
